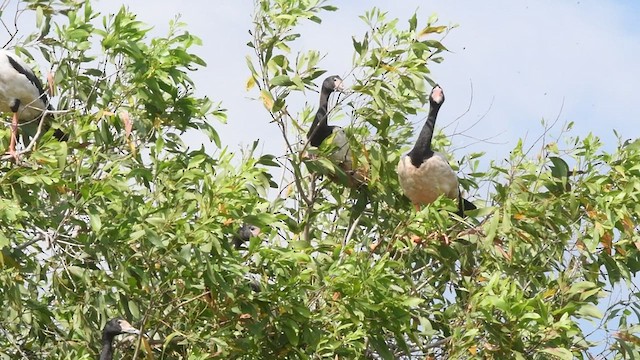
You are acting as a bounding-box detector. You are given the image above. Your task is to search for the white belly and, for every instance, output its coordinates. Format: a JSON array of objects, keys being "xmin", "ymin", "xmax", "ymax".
[
  {"xmin": 328, "ymin": 128, "xmax": 353, "ymax": 171},
  {"xmin": 397, "ymin": 153, "xmax": 459, "ymax": 205},
  {"xmin": 0, "ymin": 54, "xmax": 48, "ymax": 121}
]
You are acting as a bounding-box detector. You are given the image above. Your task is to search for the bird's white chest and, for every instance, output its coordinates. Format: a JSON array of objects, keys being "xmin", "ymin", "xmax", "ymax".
[
  {"xmin": 0, "ymin": 56, "xmax": 47, "ymax": 120},
  {"xmin": 397, "ymin": 153, "xmax": 459, "ymax": 205},
  {"xmin": 327, "ymin": 128, "xmax": 352, "ymax": 168}
]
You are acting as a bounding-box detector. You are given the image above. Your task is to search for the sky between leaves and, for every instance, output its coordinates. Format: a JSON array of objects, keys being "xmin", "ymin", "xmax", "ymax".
[
  {"xmin": 91, "ymin": 0, "xmax": 640, "ymax": 165},
  {"xmin": 6, "ymin": 0, "xmax": 638, "ymax": 164}
]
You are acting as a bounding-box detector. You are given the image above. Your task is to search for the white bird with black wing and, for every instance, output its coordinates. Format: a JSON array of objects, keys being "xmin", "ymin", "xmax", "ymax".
[{"xmin": 0, "ymin": 49, "xmax": 65, "ymax": 160}]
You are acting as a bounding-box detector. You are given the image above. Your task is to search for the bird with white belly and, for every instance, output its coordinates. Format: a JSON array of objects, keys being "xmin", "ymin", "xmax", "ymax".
[
  {"xmin": 397, "ymin": 85, "xmax": 475, "ymax": 216},
  {"xmin": 0, "ymin": 49, "xmax": 65, "ymax": 160}
]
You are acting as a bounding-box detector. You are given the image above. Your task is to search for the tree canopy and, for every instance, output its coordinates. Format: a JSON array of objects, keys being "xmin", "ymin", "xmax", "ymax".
[{"xmin": 0, "ymin": 0, "xmax": 639, "ymax": 359}]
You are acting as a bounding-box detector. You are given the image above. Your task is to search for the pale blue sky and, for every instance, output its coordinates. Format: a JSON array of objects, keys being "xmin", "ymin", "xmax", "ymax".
[
  {"xmin": 4, "ymin": 0, "xmax": 638, "ymax": 160},
  {"xmin": 93, "ymin": 0, "xmax": 639, "ymax": 164}
]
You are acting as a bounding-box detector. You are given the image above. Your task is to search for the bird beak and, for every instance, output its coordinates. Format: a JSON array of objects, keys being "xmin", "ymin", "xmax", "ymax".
[
  {"xmin": 335, "ymin": 79, "xmax": 345, "ymax": 92},
  {"xmin": 251, "ymin": 227, "xmax": 261, "ymax": 237},
  {"xmin": 120, "ymin": 320, "xmax": 141, "ymax": 335}
]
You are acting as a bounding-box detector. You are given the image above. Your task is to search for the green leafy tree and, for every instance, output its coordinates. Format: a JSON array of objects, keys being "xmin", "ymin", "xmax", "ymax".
[{"xmin": 1, "ymin": 0, "xmax": 639, "ymax": 359}]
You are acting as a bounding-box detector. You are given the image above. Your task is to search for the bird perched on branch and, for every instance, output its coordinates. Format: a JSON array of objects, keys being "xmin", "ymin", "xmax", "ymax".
[
  {"xmin": 0, "ymin": 49, "xmax": 66, "ymax": 160},
  {"xmin": 307, "ymin": 75, "xmax": 366, "ymax": 187},
  {"xmin": 397, "ymin": 85, "xmax": 475, "ymax": 216}
]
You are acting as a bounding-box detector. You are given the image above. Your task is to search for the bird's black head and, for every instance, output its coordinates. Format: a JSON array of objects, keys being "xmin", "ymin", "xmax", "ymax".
[
  {"xmin": 102, "ymin": 318, "xmax": 140, "ymax": 340},
  {"xmin": 238, "ymin": 223, "xmax": 261, "ymax": 242},
  {"xmin": 321, "ymin": 75, "xmax": 344, "ymax": 94},
  {"xmin": 429, "ymin": 85, "xmax": 445, "ymax": 106}
]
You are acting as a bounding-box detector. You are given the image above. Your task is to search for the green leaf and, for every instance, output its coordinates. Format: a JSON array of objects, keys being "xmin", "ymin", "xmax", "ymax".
[
  {"xmin": 408, "ymin": 13, "xmax": 417, "ymax": 32},
  {"xmin": 257, "ymin": 154, "xmax": 279, "ymax": 167},
  {"xmin": 246, "ymin": 76, "xmax": 256, "ymax": 91},
  {"xmin": 130, "ymin": 229, "xmax": 145, "ymax": 241},
  {"xmin": 539, "ymin": 347, "xmax": 573, "ymax": 360},
  {"xmin": 549, "ymin": 156, "xmax": 569, "ymax": 179},
  {"xmin": 566, "ymin": 281, "xmax": 598, "ymax": 296},
  {"xmin": 283, "ymin": 320, "xmax": 299, "ymax": 346},
  {"xmin": 418, "ymin": 25, "xmax": 447, "ymax": 36},
  {"xmin": 0, "ymin": 233, "xmax": 8, "ymax": 248},
  {"xmin": 519, "ymin": 313, "xmax": 541, "ymax": 322},
  {"xmin": 128, "ymin": 300, "xmax": 140, "ymax": 318},
  {"xmin": 260, "ymin": 89, "xmax": 274, "ymax": 110},
  {"xmin": 17, "ymin": 176, "xmax": 38, "ymax": 185},
  {"xmin": 369, "ymin": 335, "xmax": 393, "ymax": 360},
  {"xmin": 577, "ymin": 304, "xmax": 603, "ymax": 319},
  {"xmin": 271, "ymin": 75, "xmax": 293, "ymax": 86},
  {"xmin": 402, "ymin": 297, "xmax": 424, "ymax": 307},
  {"xmin": 485, "ymin": 295, "xmax": 509, "ymax": 313},
  {"xmin": 36, "ymin": 6, "xmax": 44, "ymax": 28},
  {"xmin": 67, "ymin": 266, "xmax": 86, "ymax": 279},
  {"xmin": 145, "ymin": 217, "xmax": 166, "ymax": 227},
  {"xmin": 88, "ymin": 213, "xmax": 102, "ymax": 232}
]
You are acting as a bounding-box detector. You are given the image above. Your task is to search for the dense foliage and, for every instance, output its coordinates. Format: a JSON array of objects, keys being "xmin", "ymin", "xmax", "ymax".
[{"xmin": 0, "ymin": 0, "xmax": 638, "ymax": 359}]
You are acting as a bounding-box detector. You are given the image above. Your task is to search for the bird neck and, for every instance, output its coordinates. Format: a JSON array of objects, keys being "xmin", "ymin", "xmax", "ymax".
[
  {"xmin": 307, "ymin": 88, "xmax": 334, "ymax": 147},
  {"xmin": 100, "ymin": 335, "xmax": 115, "ymax": 360},
  {"xmin": 408, "ymin": 103, "xmax": 441, "ymax": 168}
]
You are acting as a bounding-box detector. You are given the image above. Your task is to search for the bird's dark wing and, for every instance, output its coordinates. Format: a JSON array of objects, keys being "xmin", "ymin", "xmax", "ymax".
[
  {"xmin": 462, "ymin": 198, "xmax": 476, "ymax": 212},
  {"xmin": 456, "ymin": 194, "xmax": 477, "ymax": 217},
  {"xmin": 6, "ymin": 56, "xmax": 51, "ymax": 109}
]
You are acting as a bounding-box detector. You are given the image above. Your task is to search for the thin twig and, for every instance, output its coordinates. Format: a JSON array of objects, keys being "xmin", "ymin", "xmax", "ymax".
[{"xmin": 423, "ymin": 336, "xmax": 451, "ymax": 350}]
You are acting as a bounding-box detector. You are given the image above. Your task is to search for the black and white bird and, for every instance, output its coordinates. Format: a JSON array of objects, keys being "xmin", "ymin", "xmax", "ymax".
[
  {"xmin": 0, "ymin": 49, "xmax": 65, "ymax": 159},
  {"xmin": 397, "ymin": 85, "xmax": 476, "ymax": 216},
  {"xmin": 100, "ymin": 318, "xmax": 140, "ymax": 360},
  {"xmin": 306, "ymin": 75, "xmax": 366, "ymax": 186}
]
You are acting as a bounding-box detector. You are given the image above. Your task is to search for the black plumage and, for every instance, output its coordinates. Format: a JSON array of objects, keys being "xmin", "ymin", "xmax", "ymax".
[
  {"xmin": 100, "ymin": 318, "xmax": 140, "ymax": 360},
  {"xmin": 307, "ymin": 75, "xmax": 345, "ymax": 147}
]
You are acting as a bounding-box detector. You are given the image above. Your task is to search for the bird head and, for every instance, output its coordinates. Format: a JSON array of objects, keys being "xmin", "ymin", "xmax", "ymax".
[
  {"xmin": 239, "ymin": 223, "xmax": 261, "ymax": 241},
  {"xmin": 430, "ymin": 85, "xmax": 445, "ymax": 106},
  {"xmin": 322, "ymin": 75, "xmax": 345, "ymax": 93},
  {"xmin": 103, "ymin": 318, "xmax": 140, "ymax": 337}
]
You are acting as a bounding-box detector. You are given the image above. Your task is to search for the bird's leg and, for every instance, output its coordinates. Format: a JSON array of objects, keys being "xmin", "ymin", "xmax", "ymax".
[
  {"xmin": 47, "ymin": 72, "xmax": 55, "ymax": 97},
  {"xmin": 442, "ymin": 234, "xmax": 451, "ymax": 246},
  {"xmin": 8, "ymin": 112, "xmax": 19, "ymax": 161},
  {"xmin": 414, "ymin": 204, "xmax": 421, "ymax": 212}
]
